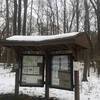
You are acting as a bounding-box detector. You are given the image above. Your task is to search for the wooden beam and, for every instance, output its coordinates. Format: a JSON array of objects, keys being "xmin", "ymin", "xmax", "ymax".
[{"xmin": 0, "ymin": 39, "xmax": 74, "ymax": 47}]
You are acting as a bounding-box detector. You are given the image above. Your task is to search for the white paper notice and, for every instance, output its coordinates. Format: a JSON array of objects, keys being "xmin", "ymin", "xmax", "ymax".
[
  {"xmin": 37, "ymin": 57, "xmax": 43, "ymax": 63},
  {"xmin": 61, "ymin": 56, "xmax": 68, "ymax": 63},
  {"xmin": 22, "ymin": 67, "xmax": 28, "ymax": 74},
  {"xmin": 33, "ymin": 67, "xmax": 40, "ymax": 74},
  {"xmin": 52, "ymin": 70, "xmax": 58, "ymax": 78},
  {"xmin": 26, "ymin": 76, "xmax": 38, "ymax": 83},
  {"xmin": 52, "ymin": 64, "xmax": 59, "ymax": 70},
  {"xmin": 27, "ymin": 67, "xmax": 33, "ymax": 74},
  {"xmin": 73, "ymin": 61, "xmax": 80, "ymax": 71},
  {"xmin": 32, "ymin": 58, "xmax": 37, "ymax": 66},
  {"xmin": 52, "ymin": 56, "xmax": 60, "ymax": 64},
  {"xmin": 61, "ymin": 63, "xmax": 69, "ymax": 70},
  {"xmin": 22, "ymin": 75, "xmax": 27, "ymax": 82},
  {"xmin": 52, "ymin": 79, "xmax": 59, "ymax": 85}
]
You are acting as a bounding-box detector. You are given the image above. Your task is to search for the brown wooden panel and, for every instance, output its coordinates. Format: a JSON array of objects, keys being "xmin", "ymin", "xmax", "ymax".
[{"xmin": 75, "ymin": 33, "xmax": 91, "ymax": 49}]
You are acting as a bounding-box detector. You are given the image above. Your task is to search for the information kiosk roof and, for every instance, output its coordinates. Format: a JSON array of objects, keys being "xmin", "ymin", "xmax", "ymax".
[{"xmin": 0, "ymin": 32, "xmax": 91, "ymax": 51}]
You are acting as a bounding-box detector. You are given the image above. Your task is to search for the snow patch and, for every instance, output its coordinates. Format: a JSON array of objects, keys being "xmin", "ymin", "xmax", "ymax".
[
  {"xmin": 6, "ymin": 32, "xmax": 79, "ymax": 42},
  {"xmin": 0, "ymin": 64, "xmax": 99, "ymax": 100}
]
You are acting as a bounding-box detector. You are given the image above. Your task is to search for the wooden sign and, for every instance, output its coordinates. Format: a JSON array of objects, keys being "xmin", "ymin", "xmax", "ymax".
[{"xmin": 73, "ymin": 61, "xmax": 80, "ymax": 71}]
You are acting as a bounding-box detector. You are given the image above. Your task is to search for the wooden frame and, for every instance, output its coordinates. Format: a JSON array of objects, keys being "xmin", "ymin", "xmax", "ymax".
[{"xmin": 20, "ymin": 54, "xmax": 45, "ymax": 87}]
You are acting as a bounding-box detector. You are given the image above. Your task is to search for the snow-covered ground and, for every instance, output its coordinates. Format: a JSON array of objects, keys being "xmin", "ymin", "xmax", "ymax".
[{"xmin": 0, "ymin": 64, "xmax": 100, "ymax": 100}]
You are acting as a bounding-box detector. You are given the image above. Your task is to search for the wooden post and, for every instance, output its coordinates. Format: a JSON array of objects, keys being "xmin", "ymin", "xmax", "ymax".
[
  {"xmin": 15, "ymin": 66, "xmax": 19, "ymax": 95},
  {"xmin": 45, "ymin": 52, "xmax": 50, "ymax": 99},
  {"xmin": 74, "ymin": 71, "xmax": 80, "ymax": 100},
  {"xmin": 15, "ymin": 52, "xmax": 20, "ymax": 95}
]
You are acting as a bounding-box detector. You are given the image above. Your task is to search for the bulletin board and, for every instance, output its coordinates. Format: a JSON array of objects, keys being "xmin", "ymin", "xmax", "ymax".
[
  {"xmin": 50, "ymin": 54, "xmax": 73, "ymax": 90},
  {"xmin": 20, "ymin": 55, "xmax": 44, "ymax": 87}
]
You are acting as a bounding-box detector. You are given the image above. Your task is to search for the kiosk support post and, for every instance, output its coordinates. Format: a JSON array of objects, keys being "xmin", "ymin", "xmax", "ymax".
[
  {"xmin": 15, "ymin": 66, "xmax": 19, "ymax": 95},
  {"xmin": 45, "ymin": 52, "xmax": 50, "ymax": 99},
  {"xmin": 74, "ymin": 70, "xmax": 80, "ymax": 100},
  {"xmin": 15, "ymin": 52, "xmax": 20, "ymax": 95}
]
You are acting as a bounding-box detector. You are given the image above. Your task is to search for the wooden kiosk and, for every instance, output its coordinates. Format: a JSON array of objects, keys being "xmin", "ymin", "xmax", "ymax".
[{"xmin": 0, "ymin": 32, "xmax": 91, "ymax": 100}]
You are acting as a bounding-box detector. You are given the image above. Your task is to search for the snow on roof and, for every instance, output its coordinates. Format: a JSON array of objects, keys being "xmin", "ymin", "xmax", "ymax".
[{"xmin": 6, "ymin": 32, "xmax": 80, "ymax": 42}]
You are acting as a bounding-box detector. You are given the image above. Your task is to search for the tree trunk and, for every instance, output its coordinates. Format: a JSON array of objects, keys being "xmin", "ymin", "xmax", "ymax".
[
  {"xmin": 76, "ymin": 0, "xmax": 79, "ymax": 32},
  {"xmin": 13, "ymin": 0, "xmax": 17, "ymax": 35},
  {"xmin": 90, "ymin": 0, "xmax": 100, "ymax": 55},
  {"xmin": 82, "ymin": 0, "xmax": 90, "ymax": 81},
  {"xmin": 18, "ymin": 0, "xmax": 22, "ymax": 35},
  {"xmin": 29, "ymin": 0, "xmax": 33, "ymax": 34},
  {"xmin": 63, "ymin": 0, "xmax": 66, "ymax": 33},
  {"xmin": 82, "ymin": 50, "xmax": 88, "ymax": 81},
  {"xmin": 96, "ymin": 62, "xmax": 100, "ymax": 76},
  {"xmin": 22, "ymin": 0, "xmax": 28, "ymax": 35},
  {"xmin": 97, "ymin": 14, "xmax": 100, "ymax": 55},
  {"xmin": 84, "ymin": 0, "xmax": 90, "ymax": 32},
  {"xmin": 56, "ymin": 0, "xmax": 59, "ymax": 34},
  {"xmin": 6, "ymin": 0, "xmax": 9, "ymax": 36},
  {"xmin": 97, "ymin": 0, "xmax": 100, "ymax": 43}
]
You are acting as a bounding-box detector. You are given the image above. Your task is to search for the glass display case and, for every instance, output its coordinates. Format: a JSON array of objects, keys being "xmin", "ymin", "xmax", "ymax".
[
  {"xmin": 51, "ymin": 55, "xmax": 73, "ymax": 90},
  {"xmin": 20, "ymin": 55, "xmax": 44, "ymax": 86}
]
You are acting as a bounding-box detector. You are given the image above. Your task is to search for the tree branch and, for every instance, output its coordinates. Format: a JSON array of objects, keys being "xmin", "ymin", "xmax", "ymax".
[{"xmin": 90, "ymin": 0, "xmax": 97, "ymax": 15}]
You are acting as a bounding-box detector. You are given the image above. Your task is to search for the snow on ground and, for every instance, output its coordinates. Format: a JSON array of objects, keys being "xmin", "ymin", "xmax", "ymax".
[{"xmin": 0, "ymin": 64, "xmax": 100, "ymax": 100}]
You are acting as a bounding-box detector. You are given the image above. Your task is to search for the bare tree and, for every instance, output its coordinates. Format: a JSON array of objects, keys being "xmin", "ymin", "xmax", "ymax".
[
  {"xmin": 13, "ymin": 0, "xmax": 17, "ymax": 35},
  {"xmin": 90, "ymin": 0, "xmax": 100, "ymax": 75},
  {"xmin": 84, "ymin": 0, "xmax": 90, "ymax": 32},
  {"xmin": 76, "ymin": 0, "xmax": 79, "ymax": 32},
  {"xmin": 29, "ymin": 0, "xmax": 33, "ymax": 34},
  {"xmin": 68, "ymin": 0, "xmax": 76, "ymax": 32},
  {"xmin": 18, "ymin": 0, "xmax": 22, "ymax": 35},
  {"xmin": 63, "ymin": 0, "xmax": 66, "ymax": 33},
  {"xmin": 6, "ymin": 0, "xmax": 9, "ymax": 36},
  {"xmin": 22, "ymin": 0, "xmax": 28, "ymax": 35},
  {"xmin": 90, "ymin": 0, "xmax": 100, "ymax": 52},
  {"xmin": 55, "ymin": 0, "xmax": 59, "ymax": 34},
  {"xmin": 83, "ymin": 0, "xmax": 91, "ymax": 81}
]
